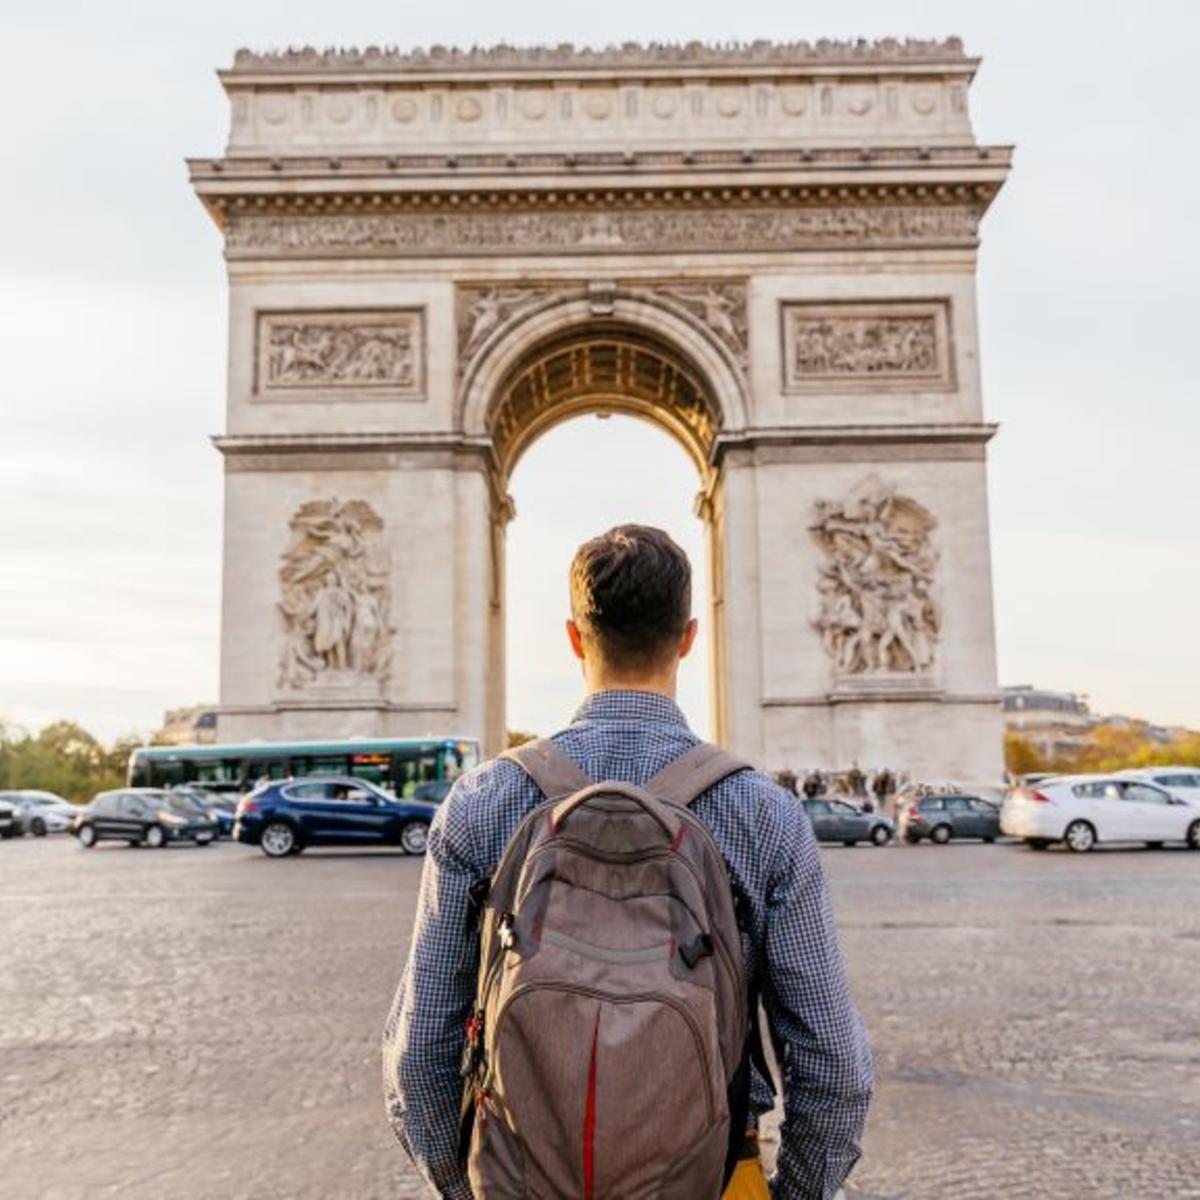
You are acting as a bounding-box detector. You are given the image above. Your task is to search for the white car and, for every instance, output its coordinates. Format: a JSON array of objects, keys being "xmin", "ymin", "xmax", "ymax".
[
  {"xmin": 1001, "ymin": 774, "xmax": 1200, "ymax": 852},
  {"xmin": 0, "ymin": 790, "xmax": 78, "ymax": 836},
  {"xmin": 1117, "ymin": 766, "xmax": 1200, "ymax": 806}
]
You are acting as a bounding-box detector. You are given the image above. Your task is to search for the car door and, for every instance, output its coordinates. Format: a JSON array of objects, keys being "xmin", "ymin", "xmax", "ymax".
[
  {"xmin": 945, "ymin": 796, "xmax": 978, "ymax": 837},
  {"xmin": 802, "ymin": 800, "xmax": 833, "ymax": 841},
  {"xmin": 1120, "ymin": 782, "xmax": 1183, "ymax": 841},
  {"xmin": 828, "ymin": 799, "xmax": 865, "ymax": 840},
  {"xmin": 970, "ymin": 798, "xmax": 1000, "ymax": 838}
]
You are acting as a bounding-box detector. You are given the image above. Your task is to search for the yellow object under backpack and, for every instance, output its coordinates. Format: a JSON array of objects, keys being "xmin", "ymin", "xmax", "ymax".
[{"xmin": 722, "ymin": 1156, "xmax": 771, "ymax": 1199}]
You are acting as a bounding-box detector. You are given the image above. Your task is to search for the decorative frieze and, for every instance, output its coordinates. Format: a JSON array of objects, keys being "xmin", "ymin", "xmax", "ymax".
[
  {"xmin": 277, "ymin": 498, "xmax": 394, "ymax": 692},
  {"xmin": 782, "ymin": 300, "xmax": 953, "ymax": 392},
  {"xmin": 811, "ymin": 476, "xmax": 940, "ymax": 677},
  {"xmin": 256, "ymin": 310, "xmax": 423, "ymax": 397},
  {"xmin": 228, "ymin": 204, "xmax": 980, "ymax": 259}
]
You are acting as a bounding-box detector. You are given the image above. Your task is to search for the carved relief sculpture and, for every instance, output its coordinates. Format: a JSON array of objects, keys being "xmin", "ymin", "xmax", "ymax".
[
  {"xmin": 277, "ymin": 498, "xmax": 393, "ymax": 691},
  {"xmin": 811, "ymin": 477, "xmax": 940, "ymax": 675},
  {"xmin": 258, "ymin": 311, "xmax": 423, "ymax": 395},
  {"xmin": 657, "ymin": 282, "xmax": 749, "ymax": 369},
  {"xmin": 782, "ymin": 300, "xmax": 953, "ymax": 391},
  {"xmin": 457, "ymin": 287, "xmax": 554, "ymax": 368}
]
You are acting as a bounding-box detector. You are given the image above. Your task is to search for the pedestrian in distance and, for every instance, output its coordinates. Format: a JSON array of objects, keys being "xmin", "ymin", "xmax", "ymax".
[{"xmin": 383, "ymin": 524, "xmax": 873, "ymax": 1199}]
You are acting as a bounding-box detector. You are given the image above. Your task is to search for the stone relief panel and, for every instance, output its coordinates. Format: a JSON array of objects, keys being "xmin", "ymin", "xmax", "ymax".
[
  {"xmin": 256, "ymin": 311, "xmax": 424, "ymax": 397},
  {"xmin": 811, "ymin": 477, "xmax": 940, "ymax": 676},
  {"xmin": 782, "ymin": 301, "xmax": 953, "ymax": 392},
  {"xmin": 227, "ymin": 204, "xmax": 980, "ymax": 260},
  {"xmin": 454, "ymin": 279, "xmax": 749, "ymax": 374},
  {"xmin": 277, "ymin": 498, "xmax": 394, "ymax": 692}
]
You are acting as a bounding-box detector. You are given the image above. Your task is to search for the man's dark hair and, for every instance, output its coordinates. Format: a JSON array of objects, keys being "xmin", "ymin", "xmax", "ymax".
[{"xmin": 569, "ymin": 525, "xmax": 692, "ymax": 671}]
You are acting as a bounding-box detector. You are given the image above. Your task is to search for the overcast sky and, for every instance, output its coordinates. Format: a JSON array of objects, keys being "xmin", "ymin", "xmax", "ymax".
[{"xmin": 2, "ymin": 0, "xmax": 1197, "ymax": 743}]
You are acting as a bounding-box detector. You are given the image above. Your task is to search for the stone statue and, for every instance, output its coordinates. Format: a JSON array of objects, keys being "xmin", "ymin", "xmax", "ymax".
[
  {"xmin": 811, "ymin": 477, "xmax": 940, "ymax": 675},
  {"xmin": 277, "ymin": 498, "xmax": 393, "ymax": 690}
]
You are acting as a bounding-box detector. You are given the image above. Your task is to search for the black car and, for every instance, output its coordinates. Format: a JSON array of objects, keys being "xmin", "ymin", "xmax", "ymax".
[
  {"xmin": 900, "ymin": 794, "xmax": 1001, "ymax": 844},
  {"xmin": 73, "ymin": 789, "xmax": 219, "ymax": 849},
  {"xmin": 0, "ymin": 800, "xmax": 16, "ymax": 840},
  {"xmin": 234, "ymin": 775, "xmax": 437, "ymax": 858},
  {"xmin": 801, "ymin": 798, "xmax": 894, "ymax": 847}
]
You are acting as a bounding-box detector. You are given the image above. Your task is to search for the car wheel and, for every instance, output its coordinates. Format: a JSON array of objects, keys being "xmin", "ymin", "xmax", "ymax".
[
  {"xmin": 982, "ymin": 836, "xmax": 996, "ymax": 844},
  {"xmin": 143, "ymin": 825, "xmax": 166, "ymax": 849},
  {"xmin": 1064, "ymin": 820, "xmax": 1096, "ymax": 853},
  {"xmin": 260, "ymin": 821, "xmax": 297, "ymax": 859},
  {"xmin": 77, "ymin": 823, "xmax": 97, "ymax": 848},
  {"xmin": 870, "ymin": 824, "xmax": 892, "ymax": 847},
  {"xmin": 930, "ymin": 824, "xmax": 952, "ymax": 845},
  {"xmin": 399, "ymin": 820, "xmax": 429, "ymax": 856},
  {"xmin": 1026, "ymin": 839, "xmax": 1050, "ymax": 851},
  {"xmin": 1145, "ymin": 841, "xmax": 1163, "ymax": 850},
  {"xmin": 1187, "ymin": 820, "xmax": 1200, "ymax": 851},
  {"xmin": 31, "ymin": 818, "xmax": 47, "ymax": 837}
]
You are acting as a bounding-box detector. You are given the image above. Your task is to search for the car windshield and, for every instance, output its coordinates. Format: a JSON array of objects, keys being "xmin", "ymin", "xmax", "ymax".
[{"xmin": 166, "ymin": 794, "xmax": 206, "ymax": 815}]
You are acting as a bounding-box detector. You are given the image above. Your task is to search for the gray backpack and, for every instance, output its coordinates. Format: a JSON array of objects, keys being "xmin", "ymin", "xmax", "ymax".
[{"xmin": 461, "ymin": 738, "xmax": 754, "ymax": 1199}]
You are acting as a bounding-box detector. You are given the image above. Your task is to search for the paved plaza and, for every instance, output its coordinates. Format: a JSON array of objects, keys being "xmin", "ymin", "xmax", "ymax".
[{"xmin": 1, "ymin": 834, "xmax": 1196, "ymax": 1199}]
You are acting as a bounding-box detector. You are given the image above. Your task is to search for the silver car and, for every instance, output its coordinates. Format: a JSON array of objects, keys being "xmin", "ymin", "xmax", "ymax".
[
  {"xmin": 801, "ymin": 797, "xmax": 894, "ymax": 847},
  {"xmin": 0, "ymin": 791, "xmax": 78, "ymax": 836}
]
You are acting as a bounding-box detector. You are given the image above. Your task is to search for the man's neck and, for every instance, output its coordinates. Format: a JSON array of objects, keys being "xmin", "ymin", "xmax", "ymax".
[{"xmin": 582, "ymin": 676, "xmax": 677, "ymax": 702}]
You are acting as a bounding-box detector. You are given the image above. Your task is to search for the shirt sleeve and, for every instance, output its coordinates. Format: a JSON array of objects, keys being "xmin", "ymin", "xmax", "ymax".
[
  {"xmin": 763, "ymin": 801, "xmax": 874, "ymax": 1200},
  {"xmin": 382, "ymin": 789, "xmax": 481, "ymax": 1200}
]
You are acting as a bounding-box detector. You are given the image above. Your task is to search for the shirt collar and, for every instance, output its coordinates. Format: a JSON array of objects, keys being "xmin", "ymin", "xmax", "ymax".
[{"xmin": 570, "ymin": 689, "xmax": 691, "ymax": 729}]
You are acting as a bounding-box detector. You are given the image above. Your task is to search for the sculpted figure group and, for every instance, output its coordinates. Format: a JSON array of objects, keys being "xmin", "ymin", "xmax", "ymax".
[
  {"xmin": 277, "ymin": 498, "xmax": 393, "ymax": 690},
  {"xmin": 267, "ymin": 320, "xmax": 415, "ymax": 388},
  {"xmin": 792, "ymin": 316, "xmax": 937, "ymax": 378},
  {"xmin": 812, "ymin": 478, "xmax": 941, "ymax": 675}
]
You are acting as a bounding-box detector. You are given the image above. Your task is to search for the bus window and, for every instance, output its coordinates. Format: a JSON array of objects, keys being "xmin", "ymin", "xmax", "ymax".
[
  {"xmin": 392, "ymin": 754, "xmax": 439, "ymax": 798},
  {"xmin": 350, "ymin": 752, "xmax": 390, "ymax": 786},
  {"xmin": 194, "ymin": 759, "xmax": 244, "ymax": 785}
]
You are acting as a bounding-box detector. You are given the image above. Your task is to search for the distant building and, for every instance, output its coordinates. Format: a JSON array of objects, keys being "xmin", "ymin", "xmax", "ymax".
[
  {"xmin": 1002, "ymin": 686, "xmax": 1094, "ymax": 759},
  {"xmin": 156, "ymin": 706, "xmax": 218, "ymax": 746}
]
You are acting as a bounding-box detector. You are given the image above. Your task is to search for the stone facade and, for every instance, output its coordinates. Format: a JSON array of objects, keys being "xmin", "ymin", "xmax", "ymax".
[{"xmin": 191, "ymin": 38, "xmax": 1011, "ymax": 780}]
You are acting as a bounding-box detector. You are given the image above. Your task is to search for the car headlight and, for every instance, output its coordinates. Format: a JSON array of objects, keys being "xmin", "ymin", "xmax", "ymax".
[{"xmin": 159, "ymin": 812, "xmax": 186, "ymax": 826}]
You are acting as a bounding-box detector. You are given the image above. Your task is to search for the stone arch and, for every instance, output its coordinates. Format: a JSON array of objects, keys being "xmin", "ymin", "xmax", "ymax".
[{"xmin": 459, "ymin": 291, "xmax": 748, "ymax": 479}]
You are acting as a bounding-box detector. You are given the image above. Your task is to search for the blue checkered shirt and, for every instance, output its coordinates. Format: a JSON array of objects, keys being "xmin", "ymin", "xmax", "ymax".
[{"xmin": 383, "ymin": 690, "xmax": 872, "ymax": 1199}]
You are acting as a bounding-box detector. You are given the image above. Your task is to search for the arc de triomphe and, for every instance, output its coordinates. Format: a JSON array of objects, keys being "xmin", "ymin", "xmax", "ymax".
[{"xmin": 190, "ymin": 39, "xmax": 1011, "ymax": 780}]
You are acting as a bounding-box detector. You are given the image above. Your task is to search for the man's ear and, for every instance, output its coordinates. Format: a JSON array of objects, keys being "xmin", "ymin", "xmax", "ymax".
[
  {"xmin": 678, "ymin": 618, "xmax": 699, "ymax": 660},
  {"xmin": 566, "ymin": 618, "xmax": 586, "ymax": 662}
]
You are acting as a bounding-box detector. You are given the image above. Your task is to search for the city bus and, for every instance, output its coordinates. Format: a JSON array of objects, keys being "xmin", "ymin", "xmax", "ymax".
[{"xmin": 127, "ymin": 737, "xmax": 480, "ymax": 798}]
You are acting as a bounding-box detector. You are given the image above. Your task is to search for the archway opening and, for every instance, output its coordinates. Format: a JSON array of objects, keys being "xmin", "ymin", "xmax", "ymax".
[
  {"xmin": 488, "ymin": 322, "xmax": 727, "ymax": 746},
  {"xmin": 505, "ymin": 412, "xmax": 713, "ymax": 741}
]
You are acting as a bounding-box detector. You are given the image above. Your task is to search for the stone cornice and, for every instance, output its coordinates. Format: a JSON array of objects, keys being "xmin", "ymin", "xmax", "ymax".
[
  {"xmin": 190, "ymin": 143, "xmax": 1012, "ymax": 189},
  {"xmin": 715, "ymin": 423, "xmax": 998, "ymax": 466},
  {"xmin": 227, "ymin": 38, "xmax": 976, "ymax": 77},
  {"xmin": 214, "ymin": 431, "xmax": 493, "ymax": 456}
]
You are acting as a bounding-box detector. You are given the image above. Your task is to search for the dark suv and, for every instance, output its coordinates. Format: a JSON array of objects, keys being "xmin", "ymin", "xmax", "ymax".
[
  {"xmin": 900, "ymin": 794, "xmax": 1001, "ymax": 845},
  {"xmin": 73, "ymin": 789, "xmax": 219, "ymax": 849},
  {"xmin": 233, "ymin": 775, "xmax": 437, "ymax": 858}
]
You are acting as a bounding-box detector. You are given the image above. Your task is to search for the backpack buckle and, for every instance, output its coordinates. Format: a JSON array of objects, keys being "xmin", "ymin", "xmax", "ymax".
[
  {"xmin": 679, "ymin": 932, "xmax": 714, "ymax": 969},
  {"xmin": 498, "ymin": 913, "xmax": 517, "ymax": 951}
]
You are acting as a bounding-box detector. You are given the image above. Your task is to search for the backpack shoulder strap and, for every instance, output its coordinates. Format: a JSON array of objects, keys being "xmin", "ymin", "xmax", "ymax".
[
  {"xmin": 499, "ymin": 737, "xmax": 593, "ymax": 801},
  {"xmin": 645, "ymin": 741, "xmax": 751, "ymax": 809}
]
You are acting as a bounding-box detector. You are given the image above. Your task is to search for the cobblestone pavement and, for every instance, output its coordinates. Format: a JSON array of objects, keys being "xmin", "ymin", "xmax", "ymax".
[{"xmin": 1, "ymin": 836, "xmax": 1197, "ymax": 1199}]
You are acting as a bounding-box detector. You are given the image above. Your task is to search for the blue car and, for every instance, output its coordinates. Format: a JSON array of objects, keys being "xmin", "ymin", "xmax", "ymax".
[{"xmin": 233, "ymin": 775, "xmax": 437, "ymax": 858}]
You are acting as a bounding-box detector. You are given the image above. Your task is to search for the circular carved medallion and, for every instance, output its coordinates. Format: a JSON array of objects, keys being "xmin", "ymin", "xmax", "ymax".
[
  {"xmin": 456, "ymin": 95, "xmax": 483, "ymax": 123},
  {"xmin": 391, "ymin": 96, "xmax": 418, "ymax": 123},
  {"xmin": 584, "ymin": 92, "xmax": 613, "ymax": 120},
  {"xmin": 716, "ymin": 90, "xmax": 743, "ymax": 117},
  {"xmin": 521, "ymin": 92, "xmax": 547, "ymax": 120},
  {"xmin": 780, "ymin": 87, "xmax": 808, "ymax": 116},
  {"xmin": 912, "ymin": 91, "xmax": 938, "ymax": 116},
  {"xmin": 261, "ymin": 96, "xmax": 290, "ymax": 125},
  {"xmin": 652, "ymin": 91, "xmax": 678, "ymax": 119},
  {"xmin": 327, "ymin": 96, "xmax": 354, "ymax": 125}
]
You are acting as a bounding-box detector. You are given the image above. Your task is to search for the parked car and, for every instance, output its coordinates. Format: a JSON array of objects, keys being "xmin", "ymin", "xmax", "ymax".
[
  {"xmin": 899, "ymin": 794, "xmax": 1001, "ymax": 844},
  {"xmin": 171, "ymin": 785, "xmax": 236, "ymax": 837},
  {"xmin": 0, "ymin": 790, "xmax": 77, "ymax": 836},
  {"xmin": 72, "ymin": 789, "xmax": 219, "ymax": 849},
  {"xmin": 0, "ymin": 800, "xmax": 16, "ymax": 839},
  {"xmin": 1001, "ymin": 775, "xmax": 1200, "ymax": 852},
  {"xmin": 1117, "ymin": 767, "xmax": 1200, "ymax": 807},
  {"xmin": 801, "ymin": 797, "xmax": 893, "ymax": 846},
  {"xmin": 234, "ymin": 775, "xmax": 437, "ymax": 858}
]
